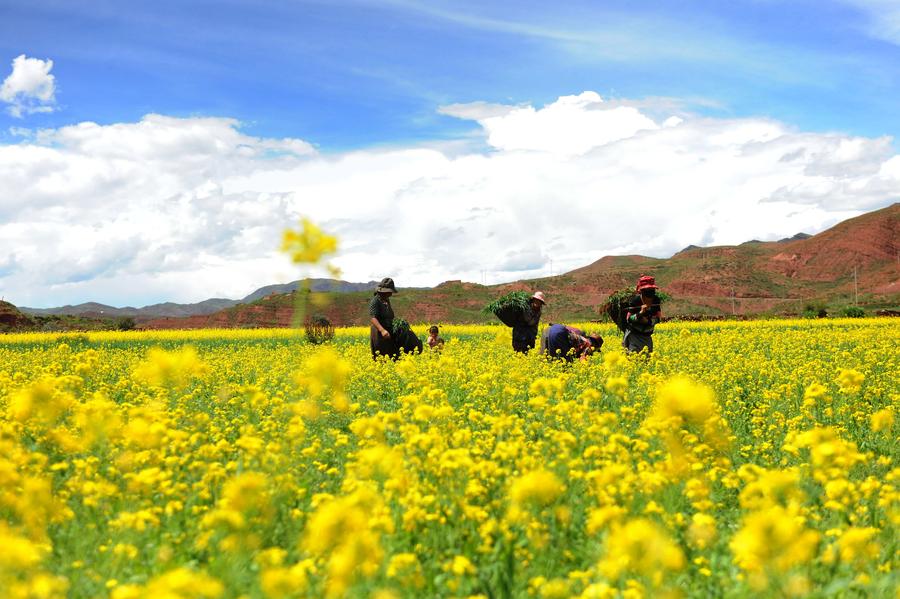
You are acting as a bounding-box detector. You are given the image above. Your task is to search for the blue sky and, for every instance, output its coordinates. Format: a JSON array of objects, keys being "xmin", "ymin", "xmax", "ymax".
[
  {"xmin": 1, "ymin": 0, "xmax": 899, "ymax": 307},
  {"xmin": 1, "ymin": 0, "xmax": 898, "ymax": 149}
]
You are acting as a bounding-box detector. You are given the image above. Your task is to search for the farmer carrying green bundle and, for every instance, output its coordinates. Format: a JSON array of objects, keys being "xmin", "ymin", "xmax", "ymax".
[
  {"xmin": 514, "ymin": 292, "xmax": 545, "ymax": 353},
  {"xmin": 622, "ymin": 275, "xmax": 663, "ymax": 354},
  {"xmin": 369, "ymin": 277, "xmax": 400, "ymax": 360},
  {"xmin": 484, "ymin": 290, "xmax": 546, "ymax": 353}
]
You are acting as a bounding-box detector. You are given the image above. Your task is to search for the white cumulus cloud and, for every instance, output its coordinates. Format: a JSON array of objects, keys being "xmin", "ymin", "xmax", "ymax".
[
  {"xmin": 0, "ymin": 92, "xmax": 898, "ymax": 308},
  {"xmin": 0, "ymin": 55, "xmax": 57, "ymax": 118},
  {"xmin": 839, "ymin": 0, "xmax": 900, "ymax": 44},
  {"xmin": 441, "ymin": 91, "xmax": 659, "ymax": 155}
]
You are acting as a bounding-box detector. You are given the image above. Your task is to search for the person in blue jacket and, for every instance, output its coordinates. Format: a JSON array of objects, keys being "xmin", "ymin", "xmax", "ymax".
[{"xmin": 540, "ymin": 323, "xmax": 603, "ymax": 362}]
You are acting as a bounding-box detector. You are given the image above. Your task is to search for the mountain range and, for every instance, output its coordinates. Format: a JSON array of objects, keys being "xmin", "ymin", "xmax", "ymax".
[
  {"xmin": 13, "ymin": 203, "xmax": 899, "ymax": 328},
  {"xmin": 137, "ymin": 203, "xmax": 898, "ymax": 328},
  {"xmin": 19, "ymin": 279, "xmax": 379, "ymax": 319}
]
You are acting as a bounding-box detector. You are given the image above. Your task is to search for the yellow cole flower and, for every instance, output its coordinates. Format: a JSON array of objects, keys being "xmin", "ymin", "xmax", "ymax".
[
  {"xmin": 586, "ymin": 505, "xmax": 626, "ymax": 534},
  {"xmin": 802, "ymin": 381, "xmax": 830, "ymax": 407},
  {"xmin": 280, "ymin": 218, "xmax": 338, "ymax": 265},
  {"xmin": 730, "ymin": 505, "xmax": 820, "ymax": 587},
  {"xmin": 509, "ymin": 469, "xmax": 565, "ymax": 507},
  {"xmin": 133, "ymin": 346, "xmax": 208, "ymax": 389},
  {"xmin": 598, "ymin": 518, "xmax": 685, "ymax": 583},
  {"xmin": 738, "ymin": 467, "xmax": 804, "ymax": 510},
  {"xmin": 0, "ymin": 319, "xmax": 895, "ymax": 597},
  {"xmin": 7, "ymin": 377, "xmax": 75, "ymax": 429},
  {"xmin": 837, "ymin": 527, "xmax": 880, "ymax": 567},
  {"xmin": 0, "ymin": 523, "xmax": 44, "ymax": 570},
  {"xmin": 870, "ymin": 407, "xmax": 893, "ymax": 433},
  {"xmin": 836, "ymin": 368, "xmax": 865, "ymax": 393},
  {"xmin": 649, "ymin": 375, "xmax": 717, "ymax": 428},
  {"xmin": 688, "ymin": 513, "xmax": 717, "ymax": 549},
  {"xmin": 386, "ymin": 553, "xmax": 425, "ymax": 589},
  {"xmin": 445, "ymin": 555, "xmax": 477, "ymax": 576},
  {"xmin": 302, "ymin": 487, "xmax": 388, "ymax": 597},
  {"xmin": 71, "ymin": 393, "xmax": 123, "ymax": 447},
  {"xmin": 260, "ymin": 560, "xmax": 315, "ymax": 599},
  {"xmin": 294, "ymin": 347, "xmax": 352, "ymax": 413},
  {"xmin": 791, "ymin": 426, "xmax": 865, "ymax": 482},
  {"xmin": 111, "ymin": 568, "xmax": 223, "ymax": 599}
]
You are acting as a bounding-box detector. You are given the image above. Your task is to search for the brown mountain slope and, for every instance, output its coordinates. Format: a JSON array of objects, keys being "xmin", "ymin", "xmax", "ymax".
[
  {"xmin": 143, "ymin": 204, "xmax": 899, "ymax": 328},
  {"xmin": 0, "ymin": 301, "xmax": 34, "ymax": 330},
  {"xmin": 765, "ymin": 204, "xmax": 898, "ymax": 289}
]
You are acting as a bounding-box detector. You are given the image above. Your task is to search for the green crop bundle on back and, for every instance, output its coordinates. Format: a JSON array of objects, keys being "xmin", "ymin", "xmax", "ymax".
[
  {"xmin": 391, "ymin": 318, "xmax": 411, "ymax": 337},
  {"xmin": 604, "ymin": 288, "xmax": 635, "ymax": 333},
  {"xmin": 604, "ymin": 288, "xmax": 670, "ymax": 332},
  {"xmin": 483, "ymin": 291, "xmax": 532, "ymax": 327}
]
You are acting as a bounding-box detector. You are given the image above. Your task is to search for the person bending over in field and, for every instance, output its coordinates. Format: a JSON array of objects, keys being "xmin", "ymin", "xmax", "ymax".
[
  {"xmin": 512, "ymin": 292, "xmax": 545, "ymax": 353},
  {"xmin": 540, "ymin": 323, "xmax": 603, "ymax": 362},
  {"xmin": 369, "ymin": 277, "xmax": 400, "ymax": 360},
  {"xmin": 427, "ymin": 325, "xmax": 445, "ymax": 351},
  {"xmin": 622, "ymin": 275, "xmax": 662, "ymax": 355}
]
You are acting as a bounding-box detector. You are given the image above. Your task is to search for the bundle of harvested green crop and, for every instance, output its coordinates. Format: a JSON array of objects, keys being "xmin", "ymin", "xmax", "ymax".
[
  {"xmin": 391, "ymin": 318, "xmax": 411, "ymax": 337},
  {"xmin": 604, "ymin": 288, "xmax": 670, "ymax": 332},
  {"xmin": 604, "ymin": 289, "xmax": 635, "ymax": 333},
  {"xmin": 483, "ymin": 291, "xmax": 532, "ymax": 327}
]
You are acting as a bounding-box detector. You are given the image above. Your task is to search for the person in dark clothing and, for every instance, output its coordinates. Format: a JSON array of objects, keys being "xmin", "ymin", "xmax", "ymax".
[
  {"xmin": 622, "ymin": 275, "xmax": 662, "ymax": 354},
  {"xmin": 512, "ymin": 292, "xmax": 545, "ymax": 353},
  {"xmin": 369, "ymin": 277, "xmax": 399, "ymax": 360},
  {"xmin": 540, "ymin": 324, "xmax": 603, "ymax": 362}
]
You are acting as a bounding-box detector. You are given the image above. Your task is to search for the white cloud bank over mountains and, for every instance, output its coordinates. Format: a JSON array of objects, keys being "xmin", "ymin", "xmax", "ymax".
[
  {"xmin": 0, "ymin": 55, "xmax": 57, "ymax": 118},
  {"xmin": 1, "ymin": 92, "xmax": 898, "ymax": 307}
]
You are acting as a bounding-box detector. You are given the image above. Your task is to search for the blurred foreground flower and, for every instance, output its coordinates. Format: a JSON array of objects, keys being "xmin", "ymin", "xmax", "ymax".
[
  {"xmin": 730, "ymin": 505, "xmax": 819, "ymax": 589},
  {"xmin": 598, "ymin": 518, "xmax": 684, "ymax": 583},
  {"xmin": 294, "ymin": 347, "xmax": 353, "ymax": 413},
  {"xmin": 280, "ymin": 217, "xmax": 340, "ymax": 326},
  {"xmin": 509, "ymin": 469, "xmax": 564, "ymax": 508},
  {"xmin": 281, "ymin": 218, "xmax": 338, "ymax": 271},
  {"xmin": 111, "ymin": 567, "xmax": 223, "ymax": 599},
  {"xmin": 133, "ymin": 346, "xmax": 208, "ymax": 389}
]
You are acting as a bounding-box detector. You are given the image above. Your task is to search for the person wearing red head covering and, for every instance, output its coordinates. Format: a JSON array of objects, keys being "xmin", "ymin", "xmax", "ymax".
[{"xmin": 622, "ymin": 275, "xmax": 663, "ymax": 354}]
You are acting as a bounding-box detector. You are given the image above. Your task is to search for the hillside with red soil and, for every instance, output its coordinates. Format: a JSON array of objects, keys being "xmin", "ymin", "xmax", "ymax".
[
  {"xmin": 0, "ymin": 301, "xmax": 34, "ymax": 330},
  {"xmin": 141, "ymin": 203, "xmax": 898, "ymax": 328}
]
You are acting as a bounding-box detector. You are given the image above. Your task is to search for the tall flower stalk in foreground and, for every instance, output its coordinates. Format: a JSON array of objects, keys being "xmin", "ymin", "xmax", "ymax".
[{"xmin": 280, "ymin": 218, "xmax": 340, "ymax": 329}]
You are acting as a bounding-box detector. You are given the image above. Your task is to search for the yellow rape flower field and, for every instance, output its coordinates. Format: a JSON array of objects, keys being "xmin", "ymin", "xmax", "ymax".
[{"xmin": 0, "ymin": 319, "xmax": 897, "ymax": 598}]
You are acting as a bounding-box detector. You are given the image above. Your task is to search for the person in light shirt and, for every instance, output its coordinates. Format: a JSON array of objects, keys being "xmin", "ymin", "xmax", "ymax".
[{"xmin": 427, "ymin": 325, "xmax": 445, "ymax": 351}]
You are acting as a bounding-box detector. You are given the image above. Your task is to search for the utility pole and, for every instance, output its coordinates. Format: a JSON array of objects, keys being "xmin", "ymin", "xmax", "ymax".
[
  {"xmin": 853, "ymin": 266, "xmax": 858, "ymax": 306},
  {"xmin": 731, "ymin": 288, "xmax": 736, "ymax": 316}
]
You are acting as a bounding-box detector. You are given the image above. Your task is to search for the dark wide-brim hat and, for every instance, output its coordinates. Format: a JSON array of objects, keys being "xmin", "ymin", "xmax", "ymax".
[{"xmin": 375, "ymin": 277, "xmax": 398, "ymax": 294}]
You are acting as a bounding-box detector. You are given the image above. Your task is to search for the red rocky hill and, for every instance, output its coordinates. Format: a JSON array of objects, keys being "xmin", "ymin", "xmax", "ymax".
[{"xmin": 142, "ymin": 203, "xmax": 899, "ymax": 328}]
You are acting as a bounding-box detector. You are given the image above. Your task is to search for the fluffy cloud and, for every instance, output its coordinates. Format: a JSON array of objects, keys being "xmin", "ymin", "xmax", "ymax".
[
  {"xmin": 442, "ymin": 92, "xmax": 659, "ymax": 154},
  {"xmin": 1, "ymin": 92, "xmax": 898, "ymax": 307},
  {"xmin": 0, "ymin": 55, "xmax": 57, "ymax": 117},
  {"xmin": 840, "ymin": 0, "xmax": 900, "ymax": 44}
]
